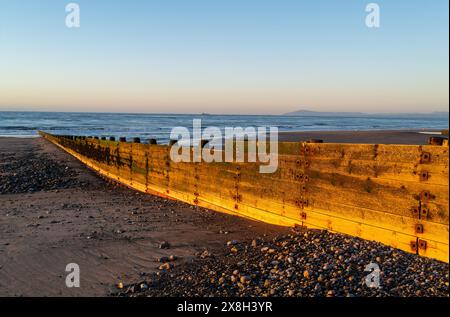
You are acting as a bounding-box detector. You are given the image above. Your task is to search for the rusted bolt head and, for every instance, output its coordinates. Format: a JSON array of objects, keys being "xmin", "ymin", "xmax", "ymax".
[
  {"xmin": 419, "ymin": 171, "xmax": 429, "ymax": 181},
  {"xmin": 410, "ymin": 241, "xmax": 418, "ymax": 251},
  {"xmin": 428, "ymin": 137, "xmax": 445, "ymax": 146},
  {"xmin": 421, "ymin": 207, "xmax": 429, "ymax": 218},
  {"xmin": 415, "ymin": 224, "xmax": 424, "ymax": 234},
  {"xmin": 418, "ymin": 240, "xmax": 427, "ymax": 250},
  {"xmin": 420, "ymin": 152, "xmax": 431, "ymax": 163},
  {"xmin": 412, "ymin": 207, "xmax": 420, "ymax": 216},
  {"xmin": 420, "ymin": 191, "xmax": 432, "ymax": 201}
]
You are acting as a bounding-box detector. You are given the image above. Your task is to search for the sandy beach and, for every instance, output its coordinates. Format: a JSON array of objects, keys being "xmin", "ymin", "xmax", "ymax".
[
  {"xmin": 0, "ymin": 137, "xmax": 289, "ymax": 296},
  {"xmin": 0, "ymin": 132, "xmax": 448, "ymax": 297}
]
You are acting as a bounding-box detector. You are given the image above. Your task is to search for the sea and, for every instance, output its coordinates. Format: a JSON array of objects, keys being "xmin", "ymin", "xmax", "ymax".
[{"xmin": 0, "ymin": 111, "xmax": 448, "ymax": 143}]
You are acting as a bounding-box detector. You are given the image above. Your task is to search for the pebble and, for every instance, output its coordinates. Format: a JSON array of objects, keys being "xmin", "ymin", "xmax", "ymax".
[
  {"xmin": 159, "ymin": 241, "xmax": 170, "ymax": 249},
  {"xmin": 158, "ymin": 263, "xmax": 173, "ymax": 270},
  {"xmin": 200, "ymin": 250, "xmax": 210, "ymax": 259},
  {"xmin": 114, "ymin": 230, "xmax": 450, "ymax": 297}
]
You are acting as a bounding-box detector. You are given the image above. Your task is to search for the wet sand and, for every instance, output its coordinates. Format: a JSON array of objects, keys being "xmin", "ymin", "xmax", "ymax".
[{"xmin": 0, "ymin": 137, "xmax": 288, "ymax": 296}]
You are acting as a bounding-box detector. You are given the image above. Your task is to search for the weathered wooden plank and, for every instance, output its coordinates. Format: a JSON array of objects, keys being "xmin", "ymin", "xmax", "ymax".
[{"xmin": 306, "ymin": 143, "xmax": 449, "ymax": 165}]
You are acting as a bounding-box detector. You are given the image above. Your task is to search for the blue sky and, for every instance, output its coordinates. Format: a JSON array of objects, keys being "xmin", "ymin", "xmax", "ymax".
[{"xmin": 0, "ymin": 0, "xmax": 448, "ymax": 114}]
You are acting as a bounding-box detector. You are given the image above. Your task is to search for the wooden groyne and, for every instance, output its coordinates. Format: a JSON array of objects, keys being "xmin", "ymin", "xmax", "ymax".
[{"xmin": 39, "ymin": 132, "xmax": 449, "ymax": 262}]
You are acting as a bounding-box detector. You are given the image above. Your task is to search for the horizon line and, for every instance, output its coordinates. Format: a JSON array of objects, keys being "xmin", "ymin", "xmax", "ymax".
[{"xmin": 0, "ymin": 109, "xmax": 449, "ymax": 116}]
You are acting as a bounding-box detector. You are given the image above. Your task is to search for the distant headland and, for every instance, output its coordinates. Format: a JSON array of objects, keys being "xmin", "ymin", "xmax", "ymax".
[{"xmin": 283, "ymin": 110, "xmax": 449, "ymax": 118}]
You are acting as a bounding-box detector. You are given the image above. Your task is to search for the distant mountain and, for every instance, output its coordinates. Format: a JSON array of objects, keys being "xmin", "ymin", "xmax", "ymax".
[
  {"xmin": 283, "ymin": 110, "xmax": 449, "ymax": 118},
  {"xmin": 284, "ymin": 110, "xmax": 365, "ymax": 117}
]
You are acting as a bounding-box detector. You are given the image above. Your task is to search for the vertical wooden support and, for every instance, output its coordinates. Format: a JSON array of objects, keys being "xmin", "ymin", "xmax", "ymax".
[
  {"xmin": 234, "ymin": 166, "xmax": 241, "ymax": 210},
  {"xmin": 298, "ymin": 142, "xmax": 311, "ymax": 226},
  {"xmin": 194, "ymin": 161, "xmax": 200, "ymax": 205},
  {"xmin": 165, "ymin": 146, "xmax": 170, "ymax": 194},
  {"xmin": 145, "ymin": 146, "xmax": 149, "ymax": 192}
]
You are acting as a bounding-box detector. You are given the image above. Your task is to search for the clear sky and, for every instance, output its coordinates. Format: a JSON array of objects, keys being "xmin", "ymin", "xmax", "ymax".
[{"xmin": 0, "ymin": 0, "xmax": 448, "ymax": 114}]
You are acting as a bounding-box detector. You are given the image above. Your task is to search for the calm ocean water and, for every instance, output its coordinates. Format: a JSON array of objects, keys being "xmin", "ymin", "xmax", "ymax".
[{"xmin": 0, "ymin": 111, "xmax": 448, "ymax": 143}]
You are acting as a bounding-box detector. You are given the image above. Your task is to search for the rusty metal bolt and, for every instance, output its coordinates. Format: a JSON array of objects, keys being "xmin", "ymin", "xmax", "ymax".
[
  {"xmin": 133, "ymin": 137, "xmax": 141, "ymax": 143},
  {"xmin": 412, "ymin": 206, "xmax": 420, "ymax": 217},
  {"xmin": 420, "ymin": 152, "xmax": 431, "ymax": 163},
  {"xmin": 420, "ymin": 207, "xmax": 429, "ymax": 219},
  {"xmin": 119, "ymin": 137, "xmax": 127, "ymax": 142},
  {"xmin": 415, "ymin": 224, "xmax": 424, "ymax": 234},
  {"xmin": 428, "ymin": 137, "xmax": 446, "ymax": 146},
  {"xmin": 109, "ymin": 136, "xmax": 116, "ymax": 141},
  {"xmin": 418, "ymin": 240, "xmax": 427, "ymax": 250},
  {"xmin": 420, "ymin": 190, "xmax": 432, "ymax": 201},
  {"xmin": 301, "ymin": 212, "xmax": 307, "ymax": 220},
  {"xmin": 419, "ymin": 171, "xmax": 429, "ymax": 181},
  {"xmin": 410, "ymin": 241, "xmax": 418, "ymax": 251}
]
